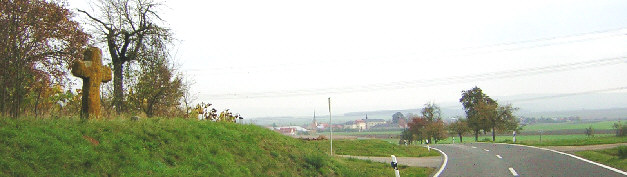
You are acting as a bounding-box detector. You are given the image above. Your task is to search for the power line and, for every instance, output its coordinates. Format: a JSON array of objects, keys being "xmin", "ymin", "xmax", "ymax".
[
  {"xmin": 440, "ymin": 86, "xmax": 627, "ymax": 109},
  {"xmin": 189, "ymin": 27, "xmax": 627, "ymax": 75},
  {"xmin": 503, "ymin": 87, "xmax": 627, "ymax": 103},
  {"xmin": 458, "ymin": 27, "xmax": 627, "ymax": 51},
  {"xmin": 205, "ymin": 56, "xmax": 627, "ymax": 99}
]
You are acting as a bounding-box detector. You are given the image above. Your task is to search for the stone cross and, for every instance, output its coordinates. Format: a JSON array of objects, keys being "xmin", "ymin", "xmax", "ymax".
[{"xmin": 72, "ymin": 47, "xmax": 112, "ymax": 119}]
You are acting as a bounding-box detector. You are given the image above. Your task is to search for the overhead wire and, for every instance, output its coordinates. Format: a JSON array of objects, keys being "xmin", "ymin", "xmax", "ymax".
[
  {"xmin": 439, "ymin": 86, "xmax": 627, "ymax": 109},
  {"xmin": 188, "ymin": 27, "xmax": 627, "ymax": 75},
  {"xmin": 204, "ymin": 56, "xmax": 627, "ymax": 99}
]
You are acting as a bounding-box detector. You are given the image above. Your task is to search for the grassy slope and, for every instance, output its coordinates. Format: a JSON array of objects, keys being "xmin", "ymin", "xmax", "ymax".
[
  {"xmin": 0, "ymin": 117, "xmax": 432, "ymax": 176},
  {"xmin": 574, "ymin": 146, "xmax": 627, "ymax": 171}
]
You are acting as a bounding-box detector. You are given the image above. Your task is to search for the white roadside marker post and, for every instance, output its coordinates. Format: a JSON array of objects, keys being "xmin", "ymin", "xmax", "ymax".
[
  {"xmin": 328, "ymin": 97, "xmax": 333, "ymax": 156},
  {"xmin": 513, "ymin": 131, "xmax": 516, "ymax": 143},
  {"xmin": 426, "ymin": 139, "xmax": 430, "ymax": 152},
  {"xmin": 391, "ymin": 155, "xmax": 400, "ymax": 177}
]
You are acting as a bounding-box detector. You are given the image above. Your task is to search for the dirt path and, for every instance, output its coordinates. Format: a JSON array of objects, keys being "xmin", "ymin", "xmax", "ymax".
[
  {"xmin": 544, "ymin": 142, "xmax": 627, "ymax": 152},
  {"xmin": 337, "ymin": 155, "xmax": 442, "ymax": 168}
]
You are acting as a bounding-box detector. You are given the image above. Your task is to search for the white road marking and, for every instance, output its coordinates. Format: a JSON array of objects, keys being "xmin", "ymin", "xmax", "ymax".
[
  {"xmin": 509, "ymin": 167, "xmax": 519, "ymax": 176},
  {"xmin": 483, "ymin": 149, "xmax": 490, "ymax": 152},
  {"xmin": 496, "ymin": 155, "xmax": 502, "ymax": 159},
  {"xmin": 499, "ymin": 143, "xmax": 627, "ymax": 176},
  {"xmin": 471, "ymin": 146, "xmax": 477, "ymax": 148},
  {"xmin": 430, "ymin": 147, "xmax": 448, "ymax": 177}
]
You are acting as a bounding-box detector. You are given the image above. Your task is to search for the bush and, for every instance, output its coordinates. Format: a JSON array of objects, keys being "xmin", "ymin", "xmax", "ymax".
[
  {"xmin": 304, "ymin": 154, "xmax": 327, "ymax": 170},
  {"xmin": 585, "ymin": 126, "xmax": 594, "ymax": 137},
  {"xmin": 618, "ymin": 146, "xmax": 627, "ymax": 159}
]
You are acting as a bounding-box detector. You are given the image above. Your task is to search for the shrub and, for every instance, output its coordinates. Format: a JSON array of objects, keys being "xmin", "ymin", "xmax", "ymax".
[
  {"xmin": 304, "ymin": 154, "xmax": 327, "ymax": 170},
  {"xmin": 618, "ymin": 146, "xmax": 627, "ymax": 159}
]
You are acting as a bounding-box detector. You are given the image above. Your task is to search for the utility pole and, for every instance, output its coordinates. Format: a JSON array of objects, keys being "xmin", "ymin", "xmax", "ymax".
[{"xmin": 328, "ymin": 97, "xmax": 333, "ymax": 156}]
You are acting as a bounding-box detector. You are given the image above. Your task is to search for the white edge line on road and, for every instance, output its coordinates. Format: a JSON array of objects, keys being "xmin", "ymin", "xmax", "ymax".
[
  {"xmin": 508, "ymin": 167, "xmax": 519, "ymax": 176},
  {"xmin": 496, "ymin": 155, "xmax": 502, "ymax": 159},
  {"xmin": 483, "ymin": 149, "xmax": 490, "ymax": 152},
  {"xmin": 429, "ymin": 147, "xmax": 448, "ymax": 177},
  {"xmin": 499, "ymin": 143, "xmax": 627, "ymax": 176}
]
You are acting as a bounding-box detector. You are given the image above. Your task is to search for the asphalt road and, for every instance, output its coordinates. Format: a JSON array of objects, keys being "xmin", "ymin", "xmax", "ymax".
[{"xmin": 430, "ymin": 143, "xmax": 626, "ymax": 177}]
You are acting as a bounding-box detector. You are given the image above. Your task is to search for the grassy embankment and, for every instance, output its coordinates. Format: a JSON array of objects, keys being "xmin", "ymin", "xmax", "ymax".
[
  {"xmin": 574, "ymin": 146, "xmax": 627, "ymax": 171},
  {"xmin": 0, "ymin": 117, "xmax": 433, "ymax": 176}
]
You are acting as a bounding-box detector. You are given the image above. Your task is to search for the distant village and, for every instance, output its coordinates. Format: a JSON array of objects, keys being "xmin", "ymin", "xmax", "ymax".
[{"xmin": 270, "ymin": 114, "xmax": 408, "ymax": 136}]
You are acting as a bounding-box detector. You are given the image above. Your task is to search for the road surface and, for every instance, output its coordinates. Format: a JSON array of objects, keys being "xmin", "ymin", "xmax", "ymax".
[{"xmin": 430, "ymin": 143, "xmax": 626, "ymax": 177}]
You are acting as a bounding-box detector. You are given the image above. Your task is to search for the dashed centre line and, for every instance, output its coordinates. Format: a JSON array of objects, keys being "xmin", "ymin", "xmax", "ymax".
[
  {"xmin": 496, "ymin": 155, "xmax": 503, "ymax": 159},
  {"xmin": 509, "ymin": 167, "xmax": 519, "ymax": 176},
  {"xmin": 471, "ymin": 146, "xmax": 477, "ymax": 148},
  {"xmin": 483, "ymin": 149, "xmax": 490, "ymax": 152}
]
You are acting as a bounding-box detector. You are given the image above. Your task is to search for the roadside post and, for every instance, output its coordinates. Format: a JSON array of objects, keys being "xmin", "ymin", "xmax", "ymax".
[
  {"xmin": 539, "ymin": 130, "xmax": 543, "ymax": 143},
  {"xmin": 426, "ymin": 139, "xmax": 430, "ymax": 152},
  {"xmin": 513, "ymin": 131, "xmax": 516, "ymax": 143},
  {"xmin": 391, "ymin": 155, "xmax": 400, "ymax": 177},
  {"xmin": 328, "ymin": 97, "xmax": 333, "ymax": 156}
]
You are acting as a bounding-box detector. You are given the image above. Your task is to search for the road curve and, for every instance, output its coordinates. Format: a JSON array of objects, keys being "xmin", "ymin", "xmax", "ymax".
[{"xmin": 430, "ymin": 143, "xmax": 626, "ymax": 177}]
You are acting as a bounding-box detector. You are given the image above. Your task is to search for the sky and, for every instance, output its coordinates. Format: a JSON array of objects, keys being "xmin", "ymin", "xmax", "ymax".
[{"xmin": 67, "ymin": 0, "xmax": 627, "ymax": 118}]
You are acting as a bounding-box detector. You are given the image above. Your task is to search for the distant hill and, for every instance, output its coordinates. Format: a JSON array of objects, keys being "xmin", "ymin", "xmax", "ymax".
[{"xmin": 251, "ymin": 92, "xmax": 627, "ymax": 125}]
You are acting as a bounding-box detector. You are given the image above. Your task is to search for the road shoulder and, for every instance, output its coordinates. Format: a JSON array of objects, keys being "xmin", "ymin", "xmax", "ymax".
[
  {"xmin": 337, "ymin": 155, "xmax": 442, "ymax": 168},
  {"xmin": 544, "ymin": 142, "xmax": 627, "ymax": 152}
]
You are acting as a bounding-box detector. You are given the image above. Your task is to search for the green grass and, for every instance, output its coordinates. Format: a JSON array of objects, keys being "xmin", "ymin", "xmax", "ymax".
[
  {"xmin": 512, "ymin": 135, "xmax": 627, "ymax": 146},
  {"xmin": 333, "ymin": 158, "xmax": 432, "ymax": 177},
  {"xmin": 330, "ymin": 131, "xmax": 402, "ymax": 136},
  {"xmin": 574, "ymin": 146, "xmax": 627, "ymax": 171},
  {"xmin": 401, "ymin": 134, "xmax": 626, "ymax": 146},
  {"xmin": 310, "ymin": 139, "xmax": 440, "ymax": 157},
  {"xmin": 522, "ymin": 120, "xmax": 620, "ymax": 131},
  {"xmin": 0, "ymin": 117, "xmax": 433, "ymax": 176}
]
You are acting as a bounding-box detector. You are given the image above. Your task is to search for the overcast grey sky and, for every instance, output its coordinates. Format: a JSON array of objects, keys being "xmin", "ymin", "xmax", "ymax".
[{"xmin": 69, "ymin": 0, "xmax": 627, "ymax": 118}]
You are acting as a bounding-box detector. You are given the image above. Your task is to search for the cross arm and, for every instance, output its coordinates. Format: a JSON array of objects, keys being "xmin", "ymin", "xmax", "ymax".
[
  {"xmin": 72, "ymin": 60, "xmax": 89, "ymax": 78},
  {"xmin": 102, "ymin": 66, "xmax": 112, "ymax": 82}
]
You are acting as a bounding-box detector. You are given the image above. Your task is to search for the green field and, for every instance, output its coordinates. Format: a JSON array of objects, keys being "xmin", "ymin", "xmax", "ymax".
[
  {"xmin": 522, "ymin": 120, "xmax": 620, "ymax": 131},
  {"xmin": 574, "ymin": 146, "xmax": 627, "ymax": 171},
  {"xmin": 0, "ymin": 117, "xmax": 432, "ymax": 176},
  {"xmin": 330, "ymin": 120, "xmax": 621, "ymax": 137},
  {"xmin": 383, "ymin": 134, "xmax": 626, "ymax": 147}
]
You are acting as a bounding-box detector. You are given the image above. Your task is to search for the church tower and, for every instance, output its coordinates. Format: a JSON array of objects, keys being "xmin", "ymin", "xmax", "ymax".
[{"xmin": 311, "ymin": 110, "xmax": 318, "ymax": 133}]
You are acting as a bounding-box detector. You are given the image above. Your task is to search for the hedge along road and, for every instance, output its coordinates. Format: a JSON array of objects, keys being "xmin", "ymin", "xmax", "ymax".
[{"xmin": 429, "ymin": 143, "xmax": 627, "ymax": 177}]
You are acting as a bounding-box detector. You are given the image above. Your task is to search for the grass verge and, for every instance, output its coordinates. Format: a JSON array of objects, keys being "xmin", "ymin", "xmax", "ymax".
[
  {"xmin": 310, "ymin": 139, "xmax": 440, "ymax": 157},
  {"xmin": 574, "ymin": 146, "xmax": 627, "ymax": 171}
]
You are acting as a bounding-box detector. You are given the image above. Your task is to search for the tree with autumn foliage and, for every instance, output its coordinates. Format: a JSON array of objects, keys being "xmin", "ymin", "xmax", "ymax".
[
  {"xmin": 460, "ymin": 86, "xmax": 495, "ymax": 141},
  {"xmin": 407, "ymin": 102, "xmax": 448, "ymax": 144},
  {"xmin": 448, "ymin": 118, "xmax": 470, "ymax": 143},
  {"xmin": 0, "ymin": 0, "xmax": 89, "ymax": 118},
  {"xmin": 461, "ymin": 86, "xmax": 521, "ymax": 141},
  {"xmin": 476, "ymin": 101, "xmax": 520, "ymax": 141},
  {"xmin": 127, "ymin": 52, "xmax": 183, "ymax": 117}
]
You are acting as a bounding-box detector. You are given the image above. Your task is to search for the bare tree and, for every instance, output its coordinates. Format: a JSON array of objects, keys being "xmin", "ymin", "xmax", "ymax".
[
  {"xmin": 78, "ymin": 0, "xmax": 170, "ymax": 114},
  {"xmin": 181, "ymin": 78, "xmax": 198, "ymax": 118}
]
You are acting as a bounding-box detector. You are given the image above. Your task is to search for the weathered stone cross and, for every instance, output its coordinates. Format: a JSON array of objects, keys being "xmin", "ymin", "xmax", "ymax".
[{"xmin": 72, "ymin": 47, "xmax": 112, "ymax": 119}]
